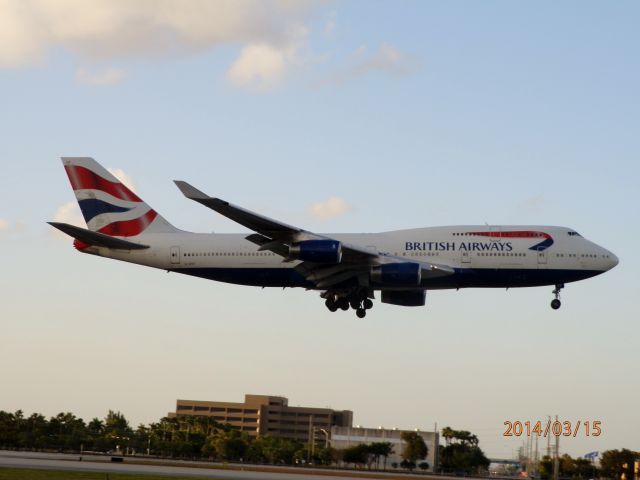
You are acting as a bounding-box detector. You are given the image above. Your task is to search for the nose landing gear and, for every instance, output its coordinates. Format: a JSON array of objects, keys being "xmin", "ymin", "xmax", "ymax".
[{"xmin": 550, "ymin": 283, "xmax": 564, "ymax": 310}]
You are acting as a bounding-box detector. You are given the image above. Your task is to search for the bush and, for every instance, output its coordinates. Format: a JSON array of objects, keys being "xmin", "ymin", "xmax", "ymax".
[{"xmin": 401, "ymin": 459, "xmax": 416, "ymax": 471}]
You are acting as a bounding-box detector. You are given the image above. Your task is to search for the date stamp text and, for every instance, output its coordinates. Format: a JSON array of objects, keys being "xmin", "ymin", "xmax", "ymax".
[{"xmin": 503, "ymin": 420, "xmax": 602, "ymax": 438}]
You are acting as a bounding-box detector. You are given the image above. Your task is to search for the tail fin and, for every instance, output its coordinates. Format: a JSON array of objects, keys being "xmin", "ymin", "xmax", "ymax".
[{"xmin": 61, "ymin": 157, "xmax": 177, "ymax": 236}]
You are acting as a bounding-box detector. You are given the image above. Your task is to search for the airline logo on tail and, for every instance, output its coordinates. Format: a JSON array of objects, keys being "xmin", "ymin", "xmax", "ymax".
[{"xmin": 63, "ymin": 159, "xmax": 157, "ymax": 237}]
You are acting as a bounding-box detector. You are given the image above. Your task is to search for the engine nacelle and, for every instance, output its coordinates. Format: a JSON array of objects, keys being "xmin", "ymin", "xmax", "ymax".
[
  {"xmin": 381, "ymin": 290, "xmax": 426, "ymax": 307},
  {"xmin": 371, "ymin": 262, "xmax": 421, "ymax": 286},
  {"xmin": 289, "ymin": 240, "xmax": 342, "ymax": 263}
]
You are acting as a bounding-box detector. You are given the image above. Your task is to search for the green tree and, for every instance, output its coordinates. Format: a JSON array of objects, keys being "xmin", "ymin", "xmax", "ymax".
[
  {"xmin": 442, "ymin": 426, "xmax": 455, "ymax": 446},
  {"xmin": 438, "ymin": 427, "xmax": 489, "ymax": 475},
  {"xmin": 400, "ymin": 432, "xmax": 428, "ymax": 471},
  {"xmin": 441, "ymin": 427, "xmax": 478, "ymax": 446},
  {"xmin": 47, "ymin": 412, "xmax": 87, "ymax": 451},
  {"xmin": 313, "ymin": 446, "xmax": 337, "ymax": 466},
  {"xmin": 342, "ymin": 444, "xmax": 369, "ymax": 467},
  {"xmin": 600, "ymin": 449, "xmax": 638, "ymax": 480},
  {"xmin": 245, "ymin": 435, "xmax": 301, "ymax": 465},
  {"xmin": 574, "ymin": 457, "xmax": 598, "ymax": 479},
  {"xmin": 104, "ymin": 411, "xmax": 131, "ymax": 437},
  {"xmin": 539, "ymin": 454, "xmax": 601, "ymax": 480},
  {"xmin": 18, "ymin": 413, "xmax": 48, "ymax": 449},
  {"xmin": 87, "ymin": 418, "xmax": 104, "ymax": 435},
  {"xmin": 539, "ymin": 455, "xmax": 554, "ymax": 479},
  {"xmin": 211, "ymin": 430, "xmax": 248, "ymax": 461},
  {"xmin": 368, "ymin": 442, "xmax": 393, "ymax": 470}
]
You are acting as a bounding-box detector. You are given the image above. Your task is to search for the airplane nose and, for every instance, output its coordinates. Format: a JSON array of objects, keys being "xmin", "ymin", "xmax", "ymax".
[
  {"xmin": 605, "ymin": 251, "xmax": 619, "ymax": 270},
  {"xmin": 610, "ymin": 253, "xmax": 619, "ymax": 269}
]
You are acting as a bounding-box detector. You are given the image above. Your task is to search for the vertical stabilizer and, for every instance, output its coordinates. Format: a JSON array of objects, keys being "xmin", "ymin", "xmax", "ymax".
[{"xmin": 61, "ymin": 157, "xmax": 177, "ymax": 236}]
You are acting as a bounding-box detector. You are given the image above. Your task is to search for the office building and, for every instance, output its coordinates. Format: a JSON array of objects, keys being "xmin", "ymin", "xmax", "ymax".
[{"xmin": 171, "ymin": 394, "xmax": 353, "ymax": 443}]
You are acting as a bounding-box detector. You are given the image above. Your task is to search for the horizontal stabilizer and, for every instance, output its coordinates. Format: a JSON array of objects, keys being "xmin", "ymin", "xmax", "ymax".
[{"xmin": 48, "ymin": 222, "xmax": 150, "ymax": 250}]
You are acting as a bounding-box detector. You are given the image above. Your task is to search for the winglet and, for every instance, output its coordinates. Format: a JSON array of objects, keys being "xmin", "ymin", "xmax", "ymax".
[{"xmin": 174, "ymin": 180, "xmax": 210, "ymax": 200}]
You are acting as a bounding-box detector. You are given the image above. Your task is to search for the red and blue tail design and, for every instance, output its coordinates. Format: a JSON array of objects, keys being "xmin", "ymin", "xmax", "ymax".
[
  {"xmin": 62, "ymin": 157, "xmax": 176, "ymax": 237},
  {"xmin": 466, "ymin": 230, "xmax": 554, "ymax": 251}
]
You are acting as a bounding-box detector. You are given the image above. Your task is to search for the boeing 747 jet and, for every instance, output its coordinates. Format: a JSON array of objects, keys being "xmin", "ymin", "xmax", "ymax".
[{"xmin": 50, "ymin": 157, "xmax": 618, "ymax": 317}]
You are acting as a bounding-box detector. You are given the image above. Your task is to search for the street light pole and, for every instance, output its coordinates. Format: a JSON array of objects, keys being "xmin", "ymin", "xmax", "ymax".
[{"xmin": 317, "ymin": 428, "xmax": 330, "ymax": 448}]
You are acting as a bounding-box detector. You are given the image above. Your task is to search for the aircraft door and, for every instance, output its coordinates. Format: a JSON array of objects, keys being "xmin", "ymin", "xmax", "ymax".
[
  {"xmin": 537, "ymin": 250, "xmax": 547, "ymax": 266},
  {"xmin": 461, "ymin": 250, "xmax": 471, "ymax": 264},
  {"xmin": 170, "ymin": 246, "xmax": 181, "ymax": 265}
]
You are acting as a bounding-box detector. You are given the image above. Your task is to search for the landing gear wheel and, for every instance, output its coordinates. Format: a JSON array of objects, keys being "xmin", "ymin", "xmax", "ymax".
[
  {"xmin": 550, "ymin": 283, "xmax": 564, "ymax": 310},
  {"xmin": 338, "ymin": 299, "xmax": 349, "ymax": 311},
  {"xmin": 356, "ymin": 308, "xmax": 366, "ymax": 318},
  {"xmin": 363, "ymin": 298, "xmax": 373, "ymax": 310},
  {"xmin": 349, "ymin": 300, "xmax": 360, "ymax": 310},
  {"xmin": 325, "ymin": 299, "xmax": 338, "ymax": 312}
]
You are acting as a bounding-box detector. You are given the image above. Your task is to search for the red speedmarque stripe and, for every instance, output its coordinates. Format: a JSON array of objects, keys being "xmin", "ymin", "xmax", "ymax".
[
  {"xmin": 98, "ymin": 210, "xmax": 157, "ymax": 237},
  {"xmin": 65, "ymin": 165, "xmax": 142, "ymax": 202},
  {"xmin": 467, "ymin": 230, "xmax": 551, "ymax": 239}
]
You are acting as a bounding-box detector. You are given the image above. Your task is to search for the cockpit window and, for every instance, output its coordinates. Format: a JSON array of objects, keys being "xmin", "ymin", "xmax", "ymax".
[{"xmin": 567, "ymin": 231, "xmax": 582, "ymax": 237}]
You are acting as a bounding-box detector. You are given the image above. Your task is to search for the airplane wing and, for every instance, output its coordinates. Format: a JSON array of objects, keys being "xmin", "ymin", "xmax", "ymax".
[
  {"xmin": 174, "ymin": 181, "xmax": 303, "ymax": 240},
  {"xmin": 174, "ymin": 181, "xmax": 453, "ymax": 287}
]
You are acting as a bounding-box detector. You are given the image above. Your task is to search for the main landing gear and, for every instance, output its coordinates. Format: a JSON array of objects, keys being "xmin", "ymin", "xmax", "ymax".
[
  {"xmin": 550, "ymin": 283, "xmax": 564, "ymax": 310},
  {"xmin": 323, "ymin": 291, "xmax": 373, "ymax": 318}
]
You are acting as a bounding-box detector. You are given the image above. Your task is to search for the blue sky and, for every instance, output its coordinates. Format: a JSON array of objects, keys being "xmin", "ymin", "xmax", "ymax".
[{"xmin": 1, "ymin": 0, "xmax": 638, "ymax": 459}]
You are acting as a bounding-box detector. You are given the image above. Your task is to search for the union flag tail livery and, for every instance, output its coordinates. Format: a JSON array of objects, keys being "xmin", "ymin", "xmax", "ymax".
[
  {"xmin": 62, "ymin": 157, "xmax": 177, "ymax": 236},
  {"xmin": 50, "ymin": 157, "xmax": 618, "ymax": 316}
]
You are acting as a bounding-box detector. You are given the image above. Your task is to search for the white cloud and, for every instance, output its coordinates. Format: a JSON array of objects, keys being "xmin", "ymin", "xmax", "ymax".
[
  {"xmin": 225, "ymin": 22, "xmax": 308, "ymax": 91},
  {"xmin": 0, "ymin": 0, "xmax": 316, "ymax": 68},
  {"xmin": 107, "ymin": 168, "xmax": 137, "ymax": 193},
  {"xmin": 318, "ymin": 43, "xmax": 418, "ymax": 87},
  {"xmin": 226, "ymin": 43, "xmax": 288, "ymax": 91},
  {"xmin": 0, "ymin": 2, "xmax": 416, "ymax": 91},
  {"xmin": 53, "ymin": 201, "xmax": 84, "ymax": 228},
  {"xmin": 76, "ymin": 66, "xmax": 125, "ymax": 86},
  {"xmin": 307, "ymin": 197, "xmax": 352, "ymax": 220}
]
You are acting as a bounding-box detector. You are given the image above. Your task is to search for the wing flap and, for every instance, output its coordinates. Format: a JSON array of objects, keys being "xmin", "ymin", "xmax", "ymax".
[{"xmin": 244, "ymin": 233, "xmax": 290, "ymax": 258}]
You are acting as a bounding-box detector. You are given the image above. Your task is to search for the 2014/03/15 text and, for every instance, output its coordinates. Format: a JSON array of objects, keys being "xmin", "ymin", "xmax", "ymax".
[{"xmin": 503, "ymin": 420, "xmax": 602, "ymax": 438}]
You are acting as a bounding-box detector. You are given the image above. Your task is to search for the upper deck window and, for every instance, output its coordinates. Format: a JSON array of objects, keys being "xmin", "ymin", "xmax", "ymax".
[{"xmin": 567, "ymin": 231, "xmax": 582, "ymax": 237}]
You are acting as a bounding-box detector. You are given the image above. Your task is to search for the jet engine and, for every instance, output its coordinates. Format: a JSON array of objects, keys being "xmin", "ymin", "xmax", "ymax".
[
  {"xmin": 371, "ymin": 262, "xmax": 421, "ymax": 286},
  {"xmin": 381, "ymin": 289, "xmax": 426, "ymax": 306},
  {"xmin": 289, "ymin": 240, "xmax": 342, "ymax": 263}
]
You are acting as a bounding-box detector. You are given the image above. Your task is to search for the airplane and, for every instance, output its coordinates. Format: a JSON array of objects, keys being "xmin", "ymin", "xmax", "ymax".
[{"xmin": 49, "ymin": 157, "xmax": 618, "ymax": 318}]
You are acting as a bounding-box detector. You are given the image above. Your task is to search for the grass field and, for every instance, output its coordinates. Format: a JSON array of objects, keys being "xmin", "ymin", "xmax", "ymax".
[{"xmin": 0, "ymin": 468, "xmax": 218, "ymax": 480}]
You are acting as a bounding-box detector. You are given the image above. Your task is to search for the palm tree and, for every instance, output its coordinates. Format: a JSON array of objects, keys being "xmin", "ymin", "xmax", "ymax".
[{"xmin": 442, "ymin": 427, "xmax": 455, "ymax": 446}]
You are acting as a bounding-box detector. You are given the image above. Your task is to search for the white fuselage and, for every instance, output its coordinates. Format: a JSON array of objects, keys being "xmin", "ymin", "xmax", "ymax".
[{"xmin": 82, "ymin": 225, "xmax": 618, "ymax": 290}]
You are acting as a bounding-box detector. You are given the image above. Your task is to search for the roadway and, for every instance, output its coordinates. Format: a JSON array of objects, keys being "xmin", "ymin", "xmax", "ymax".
[{"xmin": 0, "ymin": 450, "xmax": 459, "ymax": 480}]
